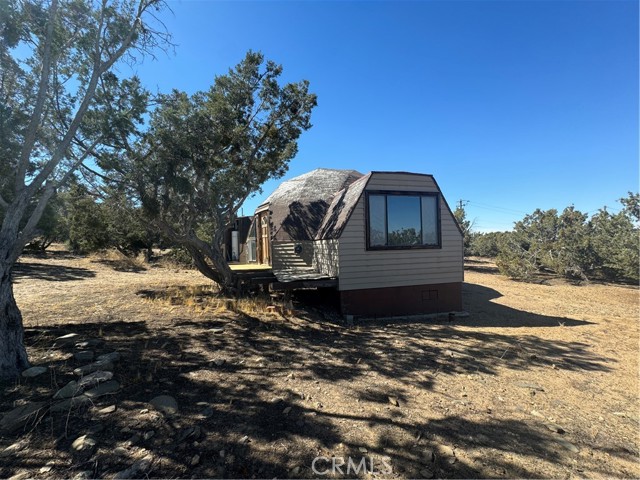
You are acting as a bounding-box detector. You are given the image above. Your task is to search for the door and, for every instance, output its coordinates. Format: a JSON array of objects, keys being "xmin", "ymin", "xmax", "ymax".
[{"xmin": 258, "ymin": 212, "xmax": 271, "ymax": 265}]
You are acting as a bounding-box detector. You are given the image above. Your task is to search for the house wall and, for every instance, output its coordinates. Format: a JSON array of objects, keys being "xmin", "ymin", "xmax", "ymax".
[
  {"xmin": 338, "ymin": 173, "xmax": 463, "ymax": 297},
  {"xmin": 312, "ymin": 239, "xmax": 340, "ymax": 277},
  {"xmin": 271, "ymin": 241, "xmax": 314, "ymax": 270}
]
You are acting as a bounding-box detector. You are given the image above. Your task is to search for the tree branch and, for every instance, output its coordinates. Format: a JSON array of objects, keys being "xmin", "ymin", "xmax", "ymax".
[{"xmin": 16, "ymin": 0, "xmax": 59, "ymax": 191}]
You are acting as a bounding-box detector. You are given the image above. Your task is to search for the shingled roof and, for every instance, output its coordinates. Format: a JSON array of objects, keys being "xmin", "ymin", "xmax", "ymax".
[{"xmin": 259, "ymin": 168, "xmax": 363, "ymax": 242}]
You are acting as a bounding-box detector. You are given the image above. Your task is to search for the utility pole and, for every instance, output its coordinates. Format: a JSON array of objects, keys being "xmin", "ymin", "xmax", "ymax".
[{"xmin": 457, "ymin": 200, "xmax": 469, "ymax": 210}]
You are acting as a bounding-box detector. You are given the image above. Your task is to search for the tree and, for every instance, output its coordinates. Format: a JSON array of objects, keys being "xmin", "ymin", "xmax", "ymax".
[
  {"xmin": 453, "ymin": 205, "xmax": 473, "ymax": 256},
  {"xmin": 0, "ymin": 0, "xmax": 170, "ymax": 379},
  {"xmin": 113, "ymin": 51, "xmax": 317, "ymax": 290}
]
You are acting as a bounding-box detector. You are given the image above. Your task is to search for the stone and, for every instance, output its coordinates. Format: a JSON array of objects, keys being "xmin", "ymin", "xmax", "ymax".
[
  {"xmin": 114, "ymin": 446, "xmax": 129, "ymax": 457},
  {"xmin": 74, "ymin": 351, "xmax": 94, "ymax": 362},
  {"xmin": 556, "ymin": 439, "xmax": 579, "ymax": 453},
  {"xmin": 200, "ymin": 407, "xmax": 214, "ymax": 418},
  {"xmin": 113, "ymin": 455, "xmax": 154, "ymax": 479},
  {"xmin": 54, "ymin": 333, "xmax": 81, "ymax": 347},
  {"xmin": 545, "ymin": 423, "xmax": 566, "ymax": 434},
  {"xmin": 0, "ymin": 440, "xmax": 28, "ymax": 458},
  {"xmin": 213, "ymin": 358, "xmax": 225, "ymax": 367},
  {"xmin": 50, "ymin": 394, "xmax": 91, "ymax": 413},
  {"xmin": 84, "ymin": 380, "xmax": 120, "ymax": 398},
  {"xmin": 149, "ymin": 395, "xmax": 178, "ymax": 415},
  {"xmin": 53, "ymin": 380, "xmax": 81, "ymax": 399},
  {"xmin": 74, "ymin": 360, "xmax": 113, "ymax": 376},
  {"xmin": 420, "ymin": 448, "xmax": 435, "ymax": 464},
  {"xmin": 0, "ymin": 402, "xmax": 46, "ymax": 433},
  {"xmin": 420, "ymin": 468, "xmax": 435, "ymax": 479},
  {"xmin": 388, "ymin": 396, "xmax": 400, "ymax": 407},
  {"xmin": 97, "ymin": 352, "xmax": 121, "ymax": 363},
  {"xmin": 71, "ymin": 435, "xmax": 97, "ymax": 454},
  {"xmin": 190, "ymin": 454, "xmax": 200, "ymax": 466},
  {"xmin": 239, "ymin": 435, "xmax": 249, "ymax": 444},
  {"xmin": 21, "ymin": 366, "xmax": 48, "ymax": 378},
  {"xmin": 72, "ymin": 471, "xmax": 92, "ymax": 480},
  {"xmin": 97, "ymin": 404, "xmax": 117, "ymax": 414},
  {"xmin": 210, "ymin": 327, "xmax": 225, "ymax": 334},
  {"xmin": 75, "ymin": 338, "xmax": 103, "ymax": 349},
  {"xmin": 77, "ymin": 370, "xmax": 113, "ymax": 389},
  {"xmin": 358, "ymin": 446, "xmax": 368, "ymax": 453},
  {"xmin": 437, "ymin": 444, "xmax": 455, "ymax": 457},
  {"xmin": 283, "ymin": 406, "xmax": 292, "ymax": 415},
  {"xmin": 144, "ymin": 430, "xmax": 155, "ymax": 441}
]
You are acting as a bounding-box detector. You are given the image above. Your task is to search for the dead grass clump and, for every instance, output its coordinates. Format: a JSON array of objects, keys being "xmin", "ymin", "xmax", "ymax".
[
  {"xmin": 88, "ymin": 249, "xmax": 147, "ymax": 272},
  {"xmin": 135, "ymin": 284, "xmax": 290, "ymax": 317}
]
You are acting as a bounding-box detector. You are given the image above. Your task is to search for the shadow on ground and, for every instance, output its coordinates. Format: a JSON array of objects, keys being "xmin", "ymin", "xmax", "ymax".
[
  {"xmin": 13, "ymin": 262, "xmax": 96, "ymax": 282},
  {"xmin": 0, "ymin": 291, "xmax": 631, "ymax": 478}
]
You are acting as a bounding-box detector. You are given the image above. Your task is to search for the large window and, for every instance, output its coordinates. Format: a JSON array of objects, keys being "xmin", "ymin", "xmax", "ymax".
[{"xmin": 366, "ymin": 192, "xmax": 440, "ymax": 249}]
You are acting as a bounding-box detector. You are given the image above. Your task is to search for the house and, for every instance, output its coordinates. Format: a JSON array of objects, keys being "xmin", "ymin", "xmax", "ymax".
[{"xmin": 242, "ymin": 168, "xmax": 464, "ymax": 317}]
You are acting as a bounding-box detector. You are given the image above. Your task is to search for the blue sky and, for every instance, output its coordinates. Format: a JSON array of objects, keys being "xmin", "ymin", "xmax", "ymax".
[{"xmin": 131, "ymin": 0, "xmax": 638, "ymax": 232}]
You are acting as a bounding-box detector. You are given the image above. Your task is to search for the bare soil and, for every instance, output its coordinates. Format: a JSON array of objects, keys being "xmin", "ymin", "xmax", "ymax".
[{"xmin": 1, "ymin": 249, "xmax": 638, "ymax": 479}]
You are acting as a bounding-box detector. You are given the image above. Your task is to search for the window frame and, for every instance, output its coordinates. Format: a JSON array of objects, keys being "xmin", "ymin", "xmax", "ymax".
[{"xmin": 365, "ymin": 190, "xmax": 442, "ymax": 250}]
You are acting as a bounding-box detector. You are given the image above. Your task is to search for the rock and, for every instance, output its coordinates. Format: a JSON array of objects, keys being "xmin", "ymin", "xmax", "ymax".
[
  {"xmin": 73, "ymin": 360, "xmax": 113, "ymax": 376},
  {"xmin": 97, "ymin": 404, "xmax": 117, "ymax": 414},
  {"xmin": 556, "ymin": 439, "xmax": 579, "ymax": 453},
  {"xmin": 213, "ymin": 358, "xmax": 225, "ymax": 367},
  {"xmin": 358, "ymin": 446, "xmax": 368, "ymax": 453},
  {"xmin": 144, "ymin": 430, "xmax": 155, "ymax": 441},
  {"xmin": 53, "ymin": 380, "xmax": 81, "ymax": 399},
  {"xmin": 77, "ymin": 370, "xmax": 113, "ymax": 389},
  {"xmin": 420, "ymin": 468, "xmax": 435, "ymax": 479},
  {"xmin": 75, "ymin": 338, "xmax": 103, "ymax": 349},
  {"xmin": 71, "ymin": 435, "xmax": 97, "ymax": 454},
  {"xmin": 150, "ymin": 395, "xmax": 178, "ymax": 415},
  {"xmin": 72, "ymin": 471, "xmax": 92, "ymax": 480},
  {"xmin": 283, "ymin": 406, "xmax": 292, "ymax": 414},
  {"xmin": 50, "ymin": 394, "xmax": 91, "ymax": 413},
  {"xmin": 240, "ymin": 435, "xmax": 250, "ymax": 444},
  {"xmin": 0, "ymin": 402, "xmax": 47, "ymax": 433},
  {"xmin": 200, "ymin": 407, "xmax": 214, "ymax": 418},
  {"xmin": 545, "ymin": 423, "xmax": 566, "ymax": 434},
  {"xmin": 514, "ymin": 381, "xmax": 544, "ymax": 391},
  {"xmin": 84, "ymin": 380, "xmax": 120, "ymax": 398},
  {"xmin": 290, "ymin": 466, "xmax": 301, "ymax": 476},
  {"xmin": 21, "ymin": 366, "xmax": 48, "ymax": 378},
  {"xmin": 0, "ymin": 439, "xmax": 28, "ymax": 458},
  {"xmin": 97, "ymin": 352, "xmax": 121, "ymax": 363},
  {"xmin": 388, "ymin": 396, "xmax": 400, "ymax": 407},
  {"xmin": 436, "ymin": 444, "xmax": 455, "ymax": 458},
  {"xmin": 8, "ymin": 472, "xmax": 30, "ymax": 480},
  {"xmin": 420, "ymin": 448, "xmax": 435, "ymax": 464},
  {"xmin": 74, "ymin": 351, "xmax": 94, "ymax": 362},
  {"xmin": 114, "ymin": 446, "xmax": 129, "ymax": 457},
  {"xmin": 113, "ymin": 454, "xmax": 154, "ymax": 479},
  {"xmin": 54, "ymin": 333, "xmax": 81, "ymax": 347},
  {"xmin": 39, "ymin": 464, "xmax": 53, "ymax": 473},
  {"xmin": 190, "ymin": 454, "xmax": 200, "ymax": 466},
  {"xmin": 210, "ymin": 327, "xmax": 225, "ymax": 334}
]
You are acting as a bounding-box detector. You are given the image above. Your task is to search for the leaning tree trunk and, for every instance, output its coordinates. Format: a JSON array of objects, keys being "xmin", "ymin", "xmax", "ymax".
[{"xmin": 0, "ymin": 264, "xmax": 30, "ymax": 380}]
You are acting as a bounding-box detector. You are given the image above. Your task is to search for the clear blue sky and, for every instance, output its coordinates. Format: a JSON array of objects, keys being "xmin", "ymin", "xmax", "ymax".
[{"xmin": 130, "ymin": 0, "xmax": 639, "ymax": 232}]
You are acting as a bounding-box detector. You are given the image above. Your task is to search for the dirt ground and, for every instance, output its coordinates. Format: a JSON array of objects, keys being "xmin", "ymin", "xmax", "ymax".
[{"xmin": 1, "ymin": 249, "xmax": 638, "ymax": 479}]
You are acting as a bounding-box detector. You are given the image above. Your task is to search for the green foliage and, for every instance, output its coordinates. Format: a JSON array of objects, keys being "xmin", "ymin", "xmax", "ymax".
[
  {"xmin": 468, "ymin": 231, "xmax": 505, "ymax": 257},
  {"xmin": 453, "ymin": 206, "xmax": 473, "ymax": 255},
  {"xmin": 493, "ymin": 194, "xmax": 639, "ymax": 284},
  {"xmin": 111, "ymin": 51, "xmax": 317, "ymax": 287}
]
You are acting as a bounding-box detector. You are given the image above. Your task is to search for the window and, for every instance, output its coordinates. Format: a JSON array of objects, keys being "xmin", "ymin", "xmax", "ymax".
[{"xmin": 366, "ymin": 192, "xmax": 440, "ymax": 249}]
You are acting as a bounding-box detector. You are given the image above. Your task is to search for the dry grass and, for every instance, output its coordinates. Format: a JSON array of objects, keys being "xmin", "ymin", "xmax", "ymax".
[{"xmin": 1, "ymin": 248, "xmax": 638, "ymax": 479}]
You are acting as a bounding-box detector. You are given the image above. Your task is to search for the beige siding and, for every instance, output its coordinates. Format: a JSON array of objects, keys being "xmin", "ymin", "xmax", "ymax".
[
  {"xmin": 338, "ymin": 173, "xmax": 463, "ymax": 291},
  {"xmin": 271, "ymin": 241, "xmax": 313, "ymax": 270},
  {"xmin": 312, "ymin": 239, "xmax": 340, "ymax": 277}
]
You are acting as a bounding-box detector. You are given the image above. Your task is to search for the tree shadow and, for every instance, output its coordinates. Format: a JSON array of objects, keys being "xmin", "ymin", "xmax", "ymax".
[
  {"xmin": 0, "ymin": 297, "xmax": 628, "ymax": 479},
  {"xmin": 13, "ymin": 262, "xmax": 96, "ymax": 282},
  {"xmin": 461, "ymin": 282, "xmax": 597, "ymax": 328}
]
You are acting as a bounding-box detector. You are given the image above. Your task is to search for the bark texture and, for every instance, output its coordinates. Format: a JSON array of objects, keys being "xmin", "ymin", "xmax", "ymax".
[{"xmin": 0, "ymin": 265, "xmax": 29, "ymax": 379}]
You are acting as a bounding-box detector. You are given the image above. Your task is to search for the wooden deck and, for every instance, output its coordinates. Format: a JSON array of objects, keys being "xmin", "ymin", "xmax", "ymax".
[{"xmin": 230, "ymin": 264, "xmax": 337, "ymax": 290}]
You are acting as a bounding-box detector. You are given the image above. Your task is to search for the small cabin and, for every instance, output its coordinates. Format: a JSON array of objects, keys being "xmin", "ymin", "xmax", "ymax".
[{"xmin": 240, "ymin": 168, "xmax": 464, "ymax": 317}]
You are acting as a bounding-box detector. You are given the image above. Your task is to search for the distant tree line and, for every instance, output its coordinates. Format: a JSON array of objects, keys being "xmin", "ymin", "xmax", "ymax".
[{"xmin": 458, "ymin": 193, "xmax": 639, "ymax": 284}]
